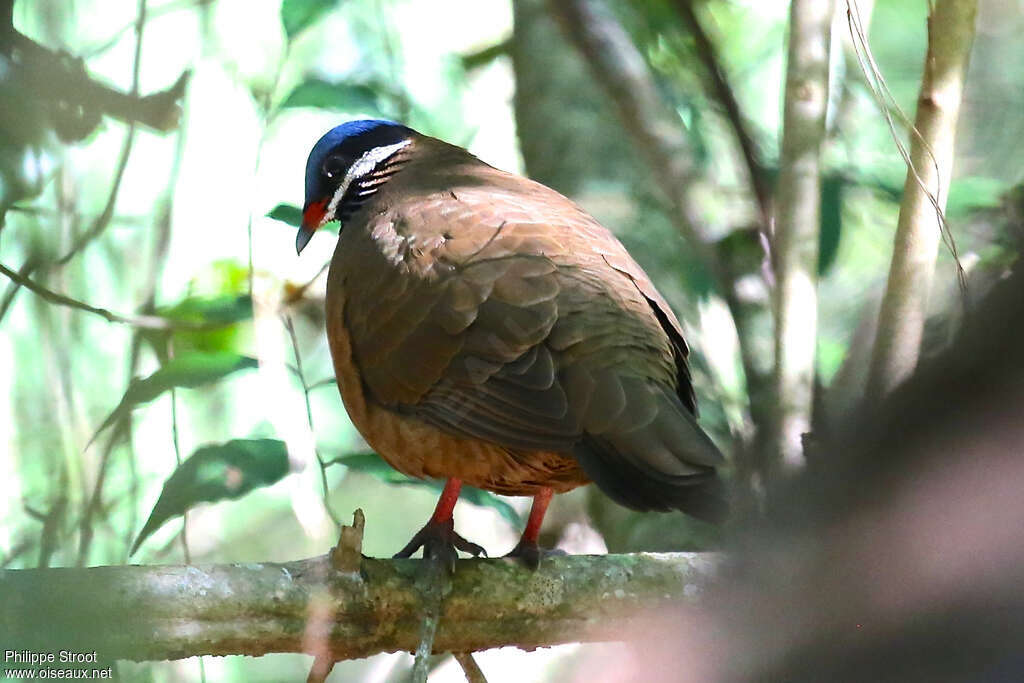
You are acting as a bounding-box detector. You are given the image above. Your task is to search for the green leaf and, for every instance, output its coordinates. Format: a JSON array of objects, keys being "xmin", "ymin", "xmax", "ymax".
[
  {"xmin": 267, "ymin": 203, "xmax": 302, "ymax": 227},
  {"xmin": 281, "ymin": 0, "xmax": 342, "ymax": 40},
  {"xmin": 715, "ymin": 228, "xmax": 764, "ymax": 281},
  {"xmin": 819, "ymin": 174, "xmax": 844, "ymax": 275},
  {"xmin": 267, "ymin": 203, "xmax": 339, "ymax": 234},
  {"xmin": 852, "ymin": 169, "xmax": 1006, "ymax": 219},
  {"xmin": 123, "ymin": 352, "xmax": 258, "ymax": 404},
  {"xmin": 279, "ymin": 79, "xmax": 381, "ymax": 114},
  {"xmin": 331, "ymin": 452, "xmax": 523, "ymax": 527},
  {"xmin": 677, "ymin": 241, "xmax": 716, "ymax": 299},
  {"xmin": 150, "ymin": 294, "xmax": 253, "ymax": 356},
  {"xmin": 945, "ymin": 175, "xmax": 1006, "ymax": 217},
  {"xmin": 89, "ymin": 352, "xmax": 259, "ymax": 447},
  {"xmin": 157, "ymin": 293, "xmax": 253, "ymax": 326},
  {"xmin": 131, "ymin": 438, "xmax": 290, "ymax": 555}
]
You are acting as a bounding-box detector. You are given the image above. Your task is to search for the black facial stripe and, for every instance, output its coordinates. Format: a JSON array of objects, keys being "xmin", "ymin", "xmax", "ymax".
[{"xmin": 334, "ymin": 155, "xmax": 408, "ymax": 223}]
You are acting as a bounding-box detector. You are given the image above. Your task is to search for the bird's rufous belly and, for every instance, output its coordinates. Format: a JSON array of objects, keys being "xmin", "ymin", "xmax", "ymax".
[{"xmin": 325, "ymin": 294, "xmax": 587, "ymax": 496}]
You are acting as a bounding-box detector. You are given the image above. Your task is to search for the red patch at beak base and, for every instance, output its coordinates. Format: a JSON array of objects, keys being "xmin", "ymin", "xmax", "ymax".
[
  {"xmin": 302, "ymin": 199, "xmax": 328, "ymax": 229},
  {"xmin": 297, "ymin": 199, "xmax": 328, "ymax": 254}
]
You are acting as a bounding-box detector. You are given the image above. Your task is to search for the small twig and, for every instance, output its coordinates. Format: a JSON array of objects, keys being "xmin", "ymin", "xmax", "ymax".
[
  {"xmin": 0, "ymin": 256, "xmax": 39, "ymax": 324},
  {"xmin": 411, "ymin": 560, "xmax": 448, "ymax": 683},
  {"xmin": 283, "ymin": 260, "xmax": 331, "ymax": 305},
  {"xmin": 1, "ymin": 538, "xmax": 33, "ymax": 569},
  {"xmin": 76, "ymin": 419, "xmax": 129, "ymax": 567},
  {"xmin": 245, "ymin": 44, "xmax": 290, "ymax": 300},
  {"xmin": 283, "ymin": 314, "xmax": 341, "ymax": 527},
  {"xmin": 23, "ymin": 504, "xmax": 47, "ymax": 522},
  {"xmin": 124, "ymin": 92, "xmax": 191, "ymax": 561},
  {"xmin": 454, "ymin": 653, "xmax": 488, "ymax": 683},
  {"xmin": 34, "ymin": 469, "xmax": 68, "ymax": 569},
  {"xmin": 306, "ymin": 656, "xmax": 335, "ymax": 683},
  {"xmin": 0, "ymin": 261, "xmax": 230, "ymax": 330},
  {"xmin": 54, "ymin": 0, "xmax": 148, "ymax": 265},
  {"xmin": 461, "ymin": 38, "xmax": 512, "ymax": 71},
  {"xmin": 330, "ymin": 509, "xmax": 365, "ymax": 573},
  {"xmin": 84, "ymin": 0, "xmax": 214, "ymax": 57},
  {"xmin": 55, "ymin": 124, "xmax": 135, "ymax": 264},
  {"xmin": 5, "ymin": 205, "xmax": 152, "ymax": 223},
  {"xmin": 308, "ymin": 376, "xmax": 338, "ymax": 391},
  {"xmin": 169, "ymin": 365, "xmax": 192, "ymax": 564},
  {"xmin": 124, "ymin": 424, "xmax": 141, "ymax": 556},
  {"xmin": 673, "ymin": 0, "xmax": 773, "ymax": 234}
]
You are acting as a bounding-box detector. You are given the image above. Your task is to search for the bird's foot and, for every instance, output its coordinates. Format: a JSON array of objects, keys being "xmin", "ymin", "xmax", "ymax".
[
  {"xmin": 394, "ymin": 518, "xmax": 486, "ymax": 572},
  {"xmin": 504, "ymin": 539, "xmax": 566, "ymax": 570}
]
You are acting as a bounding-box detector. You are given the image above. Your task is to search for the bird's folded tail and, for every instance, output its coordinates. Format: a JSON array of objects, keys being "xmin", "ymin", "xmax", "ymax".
[
  {"xmin": 574, "ymin": 435, "xmax": 729, "ymax": 522},
  {"xmin": 568, "ymin": 375, "xmax": 729, "ymax": 523}
]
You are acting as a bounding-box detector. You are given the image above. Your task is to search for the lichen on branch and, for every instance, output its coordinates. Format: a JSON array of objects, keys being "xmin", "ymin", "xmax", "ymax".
[{"xmin": 1, "ymin": 552, "xmax": 718, "ymax": 662}]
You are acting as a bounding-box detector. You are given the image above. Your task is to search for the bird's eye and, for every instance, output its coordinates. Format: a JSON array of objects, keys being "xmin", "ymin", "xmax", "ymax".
[{"xmin": 323, "ymin": 155, "xmax": 347, "ymax": 179}]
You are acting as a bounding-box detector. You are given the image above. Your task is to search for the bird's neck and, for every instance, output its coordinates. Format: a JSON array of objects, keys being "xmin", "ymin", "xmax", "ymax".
[{"xmin": 333, "ymin": 142, "xmax": 418, "ymax": 224}]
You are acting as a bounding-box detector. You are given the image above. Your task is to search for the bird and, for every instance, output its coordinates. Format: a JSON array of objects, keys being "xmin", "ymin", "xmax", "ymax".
[{"xmin": 297, "ymin": 119, "xmax": 727, "ymax": 568}]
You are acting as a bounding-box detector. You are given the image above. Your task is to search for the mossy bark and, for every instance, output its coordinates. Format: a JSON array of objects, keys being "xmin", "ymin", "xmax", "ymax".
[{"xmin": 1, "ymin": 552, "xmax": 718, "ymax": 662}]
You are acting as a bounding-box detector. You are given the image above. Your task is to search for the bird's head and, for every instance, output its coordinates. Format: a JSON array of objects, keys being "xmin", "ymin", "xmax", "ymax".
[{"xmin": 297, "ymin": 119, "xmax": 413, "ymax": 254}]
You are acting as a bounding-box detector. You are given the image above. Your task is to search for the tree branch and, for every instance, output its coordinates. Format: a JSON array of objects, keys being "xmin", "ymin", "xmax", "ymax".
[
  {"xmin": 1, "ymin": 552, "xmax": 718, "ymax": 661},
  {"xmin": 865, "ymin": 0, "xmax": 978, "ymax": 400},
  {"xmin": 1, "ymin": 29, "xmax": 188, "ymax": 134}
]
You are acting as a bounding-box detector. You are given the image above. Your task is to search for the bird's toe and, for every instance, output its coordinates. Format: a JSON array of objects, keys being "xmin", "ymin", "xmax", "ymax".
[{"xmin": 504, "ymin": 539, "xmax": 566, "ymax": 570}]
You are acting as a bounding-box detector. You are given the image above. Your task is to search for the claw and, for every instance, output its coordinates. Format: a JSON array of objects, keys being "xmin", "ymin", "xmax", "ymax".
[
  {"xmin": 504, "ymin": 539, "xmax": 565, "ymax": 570},
  {"xmin": 394, "ymin": 518, "xmax": 486, "ymax": 572}
]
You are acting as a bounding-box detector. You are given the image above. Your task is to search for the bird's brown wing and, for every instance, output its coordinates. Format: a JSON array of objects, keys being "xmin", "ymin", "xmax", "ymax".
[
  {"xmin": 337, "ymin": 173, "xmax": 724, "ymax": 515},
  {"xmin": 340, "ymin": 183, "xmax": 580, "ymax": 453}
]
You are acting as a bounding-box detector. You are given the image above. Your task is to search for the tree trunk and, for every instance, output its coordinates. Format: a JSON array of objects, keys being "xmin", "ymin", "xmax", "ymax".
[
  {"xmin": 770, "ymin": 0, "xmax": 834, "ymax": 472},
  {"xmin": 866, "ymin": 0, "xmax": 978, "ymax": 400}
]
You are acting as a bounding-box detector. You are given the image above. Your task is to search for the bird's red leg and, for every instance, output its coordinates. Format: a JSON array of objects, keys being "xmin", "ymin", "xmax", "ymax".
[
  {"xmin": 393, "ymin": 478, "xmax": 486, "ymax": 568},
  {"xmin": 522, "ymin": 487, "xmax": 553, "ymax": 545},
  {"xmin": 506, "ymin": 487, "xmax": 563, "ymax": 569},
  {"xmin": 429, "ymin": 476, "xmax": 463, "ymax": 525}
]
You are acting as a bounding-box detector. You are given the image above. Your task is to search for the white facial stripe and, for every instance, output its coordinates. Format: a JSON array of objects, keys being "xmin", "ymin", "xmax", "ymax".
[{"xmin": 322, "ymin": 139, "xmax": 411, "ymax": 227}]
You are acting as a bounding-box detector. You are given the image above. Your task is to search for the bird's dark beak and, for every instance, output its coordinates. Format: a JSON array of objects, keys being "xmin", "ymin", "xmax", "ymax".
[{"xmin": 297, "ymin": 199, "xmax": 328, "ymax": 255}]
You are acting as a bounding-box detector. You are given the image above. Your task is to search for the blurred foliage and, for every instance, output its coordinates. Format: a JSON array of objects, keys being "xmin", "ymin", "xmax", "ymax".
[
  {"xmin": 90, "ymin": 352, "xmax": 259, "ymax": 443},
  {"xmin": 2, "ymin": 0, "xmax": 1023, "ymax": 679},
  {"xmin": 267, "ymin": 203, "xmax": 304, "ymax": 227},
  {"xmin": 131, "ymin": 437, "xmax": 291, "ymax": 555},
  {"xmin": 329, "ymin": 453, "xmax": 522, "ymax": 527},
  {"xmin": 280, "ymin": 78, "xmax": 385, "ymax": 114},
  {"xmin": 281, "ymin": 0, "xmax": 345, "ymax": 39}
]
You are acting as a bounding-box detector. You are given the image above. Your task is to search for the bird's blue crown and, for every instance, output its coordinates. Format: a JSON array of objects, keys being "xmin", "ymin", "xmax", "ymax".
[{"xmin": 305, "ymin": 119, "xmax": 411, "ymax": 201}]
